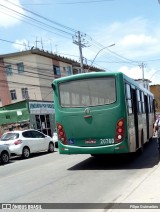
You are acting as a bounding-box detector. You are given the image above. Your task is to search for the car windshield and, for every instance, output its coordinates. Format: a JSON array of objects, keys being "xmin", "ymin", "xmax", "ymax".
[{"xmin": 0, "ymin": 133, "xmax": 19, "ymax": 141}]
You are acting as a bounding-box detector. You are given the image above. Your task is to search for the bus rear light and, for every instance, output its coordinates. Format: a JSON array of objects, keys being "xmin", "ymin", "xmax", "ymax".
[
  {"xmin": 117, "ymin": 121, "xmax": 123, "ymax": 127},
  {"xmin": 117, "ymin": 128, "xmax": 123, "ymax": 133},
  {"xmin": 115, "ymin": 118, "xmax": 125, "ymax": 143},
  {"xmin": 57, "ymin": 123, "xmax": 67, "ymax": 145}
]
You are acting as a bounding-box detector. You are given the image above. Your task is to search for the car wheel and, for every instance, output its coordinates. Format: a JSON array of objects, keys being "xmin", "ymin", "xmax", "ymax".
[
  {"xmin": 1, "ymin": 151, "xmax": 9, "ymax": 164},
  {"xmin": 22, "ymin": 147, "xmax": 30, "ymax": 159},
  {"xmin": 48, "ymin": 142, "xmax": 54, "ymax": 153}
]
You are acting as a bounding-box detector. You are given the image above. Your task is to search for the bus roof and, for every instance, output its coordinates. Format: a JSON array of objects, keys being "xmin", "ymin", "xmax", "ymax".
[{"xmin": 52, "ymin": 72, "xmax": 153, "ymax": 97}]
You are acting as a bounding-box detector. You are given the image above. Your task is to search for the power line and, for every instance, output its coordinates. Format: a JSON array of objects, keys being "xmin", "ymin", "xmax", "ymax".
[
  {"xmin": 0, "ymin": 2, "xmax": 74, "ymax": 37},
  {"xmin": 1, "ymin": 1, "xmax": 156, "ymax": 75},
  {"xmin": 21, "ymin": 0, "xmax": 114, "ymax": 5},
  {"xmin": 0, "ymin": 1, "xmax": 145, "ymax": 69},
  {"xmin": 6, "ymin": 0, "xmax": 77, "ymax": 33},
  {"xmin": 85, "ymin": 36, "xmax": 140, "ymax": 65},
  {"xmin": 0, "ymin": 79, "xmax": 51, "ymax": 89}
]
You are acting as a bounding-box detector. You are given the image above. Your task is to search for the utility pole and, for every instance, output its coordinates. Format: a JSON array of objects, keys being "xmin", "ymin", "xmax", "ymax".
[
  {"xmin": 41, "ymin": 38, "xmax": 44, "ymax": 50},
  {"xmin": 73, "ymin": 31, "xmax": 87, "ymax": 73},
  {"xmin": 139, "ymin": 62, "xmax": 145, "ymax": 88}
]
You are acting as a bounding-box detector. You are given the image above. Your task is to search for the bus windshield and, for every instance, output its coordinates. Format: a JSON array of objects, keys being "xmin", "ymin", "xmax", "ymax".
[{"xmin": 59, "ymin": 77, "xmax": 116, "ymax": 108}]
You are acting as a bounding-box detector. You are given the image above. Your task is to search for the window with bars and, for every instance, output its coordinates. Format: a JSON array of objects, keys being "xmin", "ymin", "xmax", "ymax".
[
  {"xmin": 53, "ymin": 65, "xmax": 61, "ymax": 76},
  {"xmin": 66, "ymin": 66, "xmax": 72, "ymax": 76},
  {"xmin": 21, "ymin": 88, "xmax": 29, "ymax": 99},
  {"xmin": 17, "ymin": 62, "xmax": 24, "ymax": 73},
  {"xmin": 10, "ymin": 90, "xmax": 17, "ymax": 100},
  {"xmin": 5, "ymin": 65, "xmax": 13, "ymax": 75}
]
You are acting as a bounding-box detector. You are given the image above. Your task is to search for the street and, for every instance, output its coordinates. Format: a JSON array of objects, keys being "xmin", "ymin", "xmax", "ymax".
[{"xmin": 0, "ymin": 138, "xmax": 159, "ymax": 211}]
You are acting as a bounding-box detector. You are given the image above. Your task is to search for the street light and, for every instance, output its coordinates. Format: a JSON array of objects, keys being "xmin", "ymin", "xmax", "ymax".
[{"xmin": 87, "ymin": 43, "xmax": 115, "ymax": 72}]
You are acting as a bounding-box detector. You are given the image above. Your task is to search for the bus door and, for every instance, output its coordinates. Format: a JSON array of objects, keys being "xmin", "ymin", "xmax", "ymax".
[
  {"xmin": 131, "ymin": 88, "xmax": 139, "ymax": 149},
  {"xmin": 144, "ymin": 95, "xmax": 149, "ymax": 139}
]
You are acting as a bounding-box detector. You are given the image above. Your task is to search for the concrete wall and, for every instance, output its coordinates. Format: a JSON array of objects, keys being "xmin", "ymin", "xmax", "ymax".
[
  {"xmin": 35, "ymin": 54, "xmax": 54, "ymax": 102},
  {"xmin": 1, "ymin": 51, "xmax": 74, "ymax": 106},
  {"xmin": 0, "ymin": 59, "xmax": 11, "ymax": 107},
  {"xmin": 4, "ymin": 54, "xmax": 42, "ymax": 103}
]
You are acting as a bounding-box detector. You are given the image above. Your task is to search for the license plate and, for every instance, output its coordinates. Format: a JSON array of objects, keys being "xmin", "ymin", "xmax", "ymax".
[{"xmin": 85, "ymin": 140, "xmax": 96, "ymax": 144}]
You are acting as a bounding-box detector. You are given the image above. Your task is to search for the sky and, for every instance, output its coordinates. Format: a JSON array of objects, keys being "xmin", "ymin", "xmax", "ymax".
[{"xmin": 0, "ymin": 0, "xmax": 160, "ymax": 85}]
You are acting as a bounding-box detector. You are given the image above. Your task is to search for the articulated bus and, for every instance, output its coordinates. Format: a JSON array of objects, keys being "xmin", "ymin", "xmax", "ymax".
[{"xmin": 52, "ymin": 72, "xmax": 155, "ymax": 155}]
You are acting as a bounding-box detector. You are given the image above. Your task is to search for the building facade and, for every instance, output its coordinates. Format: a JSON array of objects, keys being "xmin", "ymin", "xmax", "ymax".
[
  {"xmin": 0, "ymin": 48, "xmax": 104, "ymax": 136},
  {"xmin": 0, "ymin": 100, "xmax": 55, "ymax": 137},
  {"xmin": 0, "ymin": 48, "xmax": 103, "ymax": 107},
  {"xmin": 150, "ymin": 85, "xmax": 160, "ymax": 113}
]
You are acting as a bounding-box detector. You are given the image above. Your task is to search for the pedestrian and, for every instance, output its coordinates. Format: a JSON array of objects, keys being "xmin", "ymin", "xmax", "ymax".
[{"xmin": 154, "ymin": 115, "xmax": 160, "ymax": 152}]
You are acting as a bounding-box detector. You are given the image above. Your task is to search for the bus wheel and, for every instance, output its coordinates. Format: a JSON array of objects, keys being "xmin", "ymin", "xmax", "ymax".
[{"xmin": 140, "ymin": 131, "xmax": 144, "ymax": 154}]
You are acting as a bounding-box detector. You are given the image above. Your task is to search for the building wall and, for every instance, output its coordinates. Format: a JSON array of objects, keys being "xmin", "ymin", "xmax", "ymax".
[
  {"xmin": 135, "ymin": 79, "xmax": 151, "ymax": 91},
  {"xmin": 35, "ymin": 54, "xmax": 54, "ymax": 102},
  {"xmin": 1, "ymin": 49, "xmax": 102, "ymax": 106},
  {"xmin": 150, "ymin": 85, "xmax": 160, "ymax": 113},
  {"xmin": 0, "ymin": 59, "xmax": 11, "ymax": 107},
  {"xmin": 4, "ymin": 54, "xmax": 43, "ymax": 104}
]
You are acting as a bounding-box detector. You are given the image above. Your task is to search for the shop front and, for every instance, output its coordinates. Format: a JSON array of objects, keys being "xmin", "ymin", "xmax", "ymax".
[
  {"xmin": 29, "ymin": 101, "xmax": 55, "ymax": 137},
  {"xmin": 0, "ymin": 100, "xmax": 55, "ymax": 137}
]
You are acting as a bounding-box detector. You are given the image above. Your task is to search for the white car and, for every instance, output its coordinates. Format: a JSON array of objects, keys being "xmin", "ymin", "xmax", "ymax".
[
  {"xmin": 0, "ymin": 129, "xmax": 54, "ymax": 159},
  {"xmin": 0, "ymin": 144, "xmax": 11, "ymax": 164},
  {"xmin": 53, "ymin": 132, "xmax": 58, "ymax": 148}
]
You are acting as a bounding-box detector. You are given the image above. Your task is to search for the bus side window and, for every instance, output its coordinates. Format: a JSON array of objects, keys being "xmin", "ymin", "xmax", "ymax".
[
  {"xmin": 141, "ymin": 91, "xmax": 145, "ymax": 113},
  {"xmin": 147, "ymin": 96, "xmax": 151, "ymax": 113},
  {"xmin": 125, "ymin": 83, "xmax": 133, "ymax": 115},
  {"xmin": 136, "ymin": 89, "xmax": 142, "ymax": 114},
  {"xmin": 149, "ymin": 96, "xmax": 154, "ymax": 113}
]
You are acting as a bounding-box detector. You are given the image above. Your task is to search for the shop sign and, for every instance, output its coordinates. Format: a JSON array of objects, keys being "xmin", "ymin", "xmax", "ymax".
[{"xmin": 29, "ymin": 102, "xmax": 54, "ymax": 114}]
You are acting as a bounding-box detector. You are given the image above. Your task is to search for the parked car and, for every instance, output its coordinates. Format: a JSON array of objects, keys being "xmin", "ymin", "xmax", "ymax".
[
  {"xmin": 53, "ymin": 131, "xmax": 58, "ymax": 148},
  {"xmin": 0, "ymin": 144, "xmax": 11, "ymax": 164},
  {"xmin": 0, "ymin": 129, "xmax": 54, "ymax": 159}
]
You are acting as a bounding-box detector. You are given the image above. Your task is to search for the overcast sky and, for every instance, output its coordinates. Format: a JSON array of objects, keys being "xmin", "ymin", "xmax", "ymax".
[{"xmin": 0, "ymin": 0, "xmax": 160, "ymax": 84}]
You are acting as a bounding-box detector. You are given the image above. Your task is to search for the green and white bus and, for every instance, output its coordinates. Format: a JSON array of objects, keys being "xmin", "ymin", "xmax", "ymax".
[{"xmin": 52, "ymin": 72, "xmax": 155, "ymax": 155}]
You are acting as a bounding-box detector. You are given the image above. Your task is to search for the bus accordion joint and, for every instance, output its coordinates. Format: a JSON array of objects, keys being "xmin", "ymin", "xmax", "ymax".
[
  {"xmin": 57, "ymin": 123, "xmax": 67, "ymax": 145},
  {"xmin": 115, "ymin": 118, "xmax": 125, "ymax": 143}
]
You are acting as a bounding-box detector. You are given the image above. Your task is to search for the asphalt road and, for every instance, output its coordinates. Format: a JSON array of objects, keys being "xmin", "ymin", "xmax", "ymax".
[{"xmin": 0, "ymin": 138, "xmax": 159, "ymax": 211}]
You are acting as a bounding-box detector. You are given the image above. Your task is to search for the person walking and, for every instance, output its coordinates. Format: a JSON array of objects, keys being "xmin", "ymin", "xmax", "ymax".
[{"xmin": 154, "ymin": 115, "xmax": 160, "ymax": 152}]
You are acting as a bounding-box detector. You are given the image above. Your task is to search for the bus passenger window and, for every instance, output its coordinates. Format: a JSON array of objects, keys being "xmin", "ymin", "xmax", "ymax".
[
  {"xmin": 149, "ymin": 96, "xmax": 153, "ymax": 113},
  {"xmin": 136, "ymin": 90, "xmax": 142, "ymax": 114},
  {"xmin": 147, "ymin": 96, "xmax": 151, "ymax": 113},
  {"xmin": 141, "ymin": 91, "xmax": 145, "ymax": 113},
  {"xmin": 125, "ymin": 83, "xmax": 133, "ymax": 114}
]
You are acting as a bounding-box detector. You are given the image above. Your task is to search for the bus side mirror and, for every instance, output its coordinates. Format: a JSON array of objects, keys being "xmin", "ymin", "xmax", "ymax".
[{"xmin": 51, "ymin": 83, "xmax": 56, "ymax": 91}]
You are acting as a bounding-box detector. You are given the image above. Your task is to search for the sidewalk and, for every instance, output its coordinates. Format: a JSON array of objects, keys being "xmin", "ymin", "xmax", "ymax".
[{"xmin": 109, "ymin": 137, "xmax": 160, "ymax": 211}]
